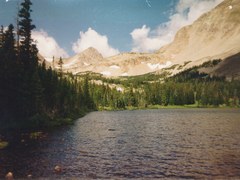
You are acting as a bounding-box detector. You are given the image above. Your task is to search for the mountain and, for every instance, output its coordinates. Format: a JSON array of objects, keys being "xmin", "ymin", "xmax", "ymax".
[
  {"xmin": 62, "ymin": 48, "xmax": 173, "ymax": 76},
  {"xmin": 90, "ymin": 52, "xmax": 172, "ymax": 76},
  {"xmin": 38, "ymin": 53, "xmax": 51, "ymax": 68},
  {"xmin": 157, "ymin": 0, "xmax": 240, "ymax": 66},
  {"xmin": 199, "ymin": 53, "xmax": 240, "ymax": 80},
  {"xmin": 61, "ymin": 0, "xmax": 240, "ymax": 77},
  {"xmin": 62, "ymin": 47, "xmax": 103, "ymax": 74}
]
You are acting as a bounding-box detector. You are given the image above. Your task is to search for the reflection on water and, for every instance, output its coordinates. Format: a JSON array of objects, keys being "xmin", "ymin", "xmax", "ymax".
[{"xmin": 0, "ymin": 109, "xmax": 240, "ymax": 179}]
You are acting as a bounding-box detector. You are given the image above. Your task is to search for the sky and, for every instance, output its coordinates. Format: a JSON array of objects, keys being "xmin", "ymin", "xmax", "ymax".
[{"xmin": 0, "ymin": 0, "xmax": 223, "ymax": 59}]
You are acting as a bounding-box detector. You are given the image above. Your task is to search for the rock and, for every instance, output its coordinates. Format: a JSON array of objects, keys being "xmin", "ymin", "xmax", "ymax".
[
  {"xmin": 5, "ymin": 172, "xmax": 13, "ymax": 180},
  {"xmin": 54, "ymin": 165, "xmax": 62, "ymax": 173},
  {"xmin": 0, "ymin": 141, "xmax": 8, "ymax": 149},
  {"xmin": 29, "ymin": 132, "xmax": 43, "ymax": 140}
]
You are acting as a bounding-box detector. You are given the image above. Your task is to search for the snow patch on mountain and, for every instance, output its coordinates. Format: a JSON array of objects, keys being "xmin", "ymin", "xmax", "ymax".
[
  {"xmin": 63, "ymin": 61, "xmax": 77, "ymax": 67},
  {"xmin": 101, "ymin": 71, "xmax": 112, "ymax": 76},
  {"xmin": 147, "ymin": 61, "xmax": 172, "ymax": 70},
  {"xmin": 110, "ymin": 65, "xmax": 120, "ymax": 69},
  {"xmin": 121, "ymin": 73, "xmax": 128, "ymax": 76},
  {"xmin": 83, "ymin": 62, "xmax": 90, "ymax": 66}
]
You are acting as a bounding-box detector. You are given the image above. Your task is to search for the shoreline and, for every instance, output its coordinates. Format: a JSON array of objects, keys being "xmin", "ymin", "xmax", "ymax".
[{"xmin": 98, "ymin": 104, "xmax": 239, "ymax": 111}]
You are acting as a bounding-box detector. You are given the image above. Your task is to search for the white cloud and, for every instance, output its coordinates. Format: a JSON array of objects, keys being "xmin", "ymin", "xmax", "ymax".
[
  {"xmin": 131, "ymin": 0, "xmax": 224, "ymax": 52},
  {"xmin": 32, "ymin": 30, "xmax": 69, "ymax": 61},
  {"xmin": 72, "ymin": 28, "xmax": 119, "ymax": 58}
]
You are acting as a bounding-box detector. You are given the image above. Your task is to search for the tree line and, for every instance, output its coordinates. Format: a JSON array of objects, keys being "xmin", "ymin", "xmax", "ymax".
[
  {"xmin": 0, "ymin": 0, "xmax": 94, "ymax": 129},
  {"xmin": 87, "ymin": 69, "xmax": 240, "ymax": 110}
]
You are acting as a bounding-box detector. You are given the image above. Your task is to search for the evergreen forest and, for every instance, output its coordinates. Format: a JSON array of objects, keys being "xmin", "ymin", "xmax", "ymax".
[{"xmin": 0, "ymin": 0, "xmax": 95, "ymax": 129}]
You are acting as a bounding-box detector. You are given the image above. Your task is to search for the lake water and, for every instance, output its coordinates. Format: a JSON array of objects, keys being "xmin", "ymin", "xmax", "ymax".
[{"xmin": 0, "ymin": 109, "xmax": 240, "ymax": 179}]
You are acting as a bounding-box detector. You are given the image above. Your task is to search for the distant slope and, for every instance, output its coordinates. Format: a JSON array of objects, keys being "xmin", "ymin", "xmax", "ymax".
[
  {"xmin": 93, "ymin": 52, "xmax": 172, "ymax": 76},
  {"xmin": 61, "ymin": 0, "xmax": 240, "ymax": 77},
  {"xmin": 198, "ymin": 53, "xmax": 240, "ymax": 80},
  {"xmin": 157, "ymin": 0, "xmax": 240, "ymax": 65},
  {"xmin": 38, "ymin": 53, "xmax": 51, "ymax": 67},
  {"xmin": 212, "ymin": 53, "xmax": 240, "ymax": 80},
  {"xmin": 63, "ymin": 50, "xmax": 172, "ymax": 76}
]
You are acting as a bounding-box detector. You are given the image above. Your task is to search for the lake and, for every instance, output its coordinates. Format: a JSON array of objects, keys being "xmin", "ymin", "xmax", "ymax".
[{"xmin": 0, "ymin": 109, "xmax": 240, "ymax": 179}]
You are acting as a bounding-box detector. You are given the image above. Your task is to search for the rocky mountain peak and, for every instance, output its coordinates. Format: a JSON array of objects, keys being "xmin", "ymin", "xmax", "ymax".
[
  {"xmin": 62, "ymin": 0, "xmax": 240, "ymax": 77},
  {"xmin": 62, "ymin": 47, "xmax": 103, "ymax": 73},
  {"xmin": 80, "ymin": 47, "xmax": 103, "ymax": 59}
]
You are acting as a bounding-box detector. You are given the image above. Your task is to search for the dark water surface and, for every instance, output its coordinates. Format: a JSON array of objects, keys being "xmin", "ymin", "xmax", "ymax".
[{"xmin": 0, "ymin": 109, "xmax": 240, "ymax": 179}]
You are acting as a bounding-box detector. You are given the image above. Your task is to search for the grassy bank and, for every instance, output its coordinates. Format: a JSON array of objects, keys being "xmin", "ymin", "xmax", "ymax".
[
  {"xmin": 0, "ymin": 111, "xmax": 88, "ymax": 131},
  {"xmin": 98, "ymin": 104, "xmax": 239, "ymax": 111}
]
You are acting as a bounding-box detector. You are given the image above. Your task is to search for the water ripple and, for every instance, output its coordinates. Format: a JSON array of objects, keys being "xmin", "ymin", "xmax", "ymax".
[{"xmin": 0, "ymin": 109, "xmax": 240, "ymax": 179}]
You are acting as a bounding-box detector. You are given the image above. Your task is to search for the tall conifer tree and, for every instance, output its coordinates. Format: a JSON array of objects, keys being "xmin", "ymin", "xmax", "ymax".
[
  {"xmin": 17, "ymin": 0, "xmax": 42, "ymax": 118},
  {"xmin": 18, "ymin": 0, "xmax": 37, "ymax": 70},
  {"xmin": 0, "ymin": 24, "xmax": 17, "ymax": 121}
]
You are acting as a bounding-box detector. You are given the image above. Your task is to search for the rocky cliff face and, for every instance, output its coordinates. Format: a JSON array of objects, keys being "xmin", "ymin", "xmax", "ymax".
[
  {"xmin": 62, "ymin": 0, "xmax": 240, "ymax": 77},
  {"xmin": 157, "ymin": 0, "xmax": 240, "ymax": 66}
]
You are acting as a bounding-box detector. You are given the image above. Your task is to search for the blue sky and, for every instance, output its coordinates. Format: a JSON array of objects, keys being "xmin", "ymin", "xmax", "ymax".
[{"xmin": 0, "ymin": 0, "xmax": 223, "ymax": 58}]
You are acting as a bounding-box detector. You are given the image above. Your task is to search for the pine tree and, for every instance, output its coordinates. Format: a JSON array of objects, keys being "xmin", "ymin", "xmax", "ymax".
[
  {"xmin": 52, "ymin": 56, "xmax": 55, "ymax": 69},
  {"xmin": 0, "ymin": 0, "xmax": 97, "ymax": 128},
  {"xmin": 2, "ymin": 24, "xmax": 16, "ymax": 57},
  {"xmin": 160, "ymin": 87, "xmax": 168, "ymax": 106},
  {"xmin": 83, "ymin": 76, "xmax": 91, "ymax": 109},
  {"xmin": 0, "ymin": 26, "xmax": 5, "ymax": 66},
  {"xmin": 0, "ymin": 25, "xmax": 4, "ymax": 50},
  {"xmin": 17, "ymin": 0, "xmax": 42, "ymax": 118},
  {"xmin": 0, "ymin": 24, "xmax": 18, "ymax": 122},
  {"xmin": 128, "ymin": 87, "xmax": 137, "ymax": 107},
  {"xmin": 58, "ymin": 57, "xmax": 63, "ymax": 76},
  {"xmin": 18, "ymin": 0, "xmax": 37, "ymax": 70}
]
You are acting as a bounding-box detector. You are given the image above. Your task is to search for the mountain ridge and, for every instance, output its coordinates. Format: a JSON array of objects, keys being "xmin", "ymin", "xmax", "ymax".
[
  {"xmin": 60, "ymin": 0, "xmax": 240, "ymax": 78},
  {"xmin": 157, "ymin": 0, "xmax": 240, "ymax": 65}
]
